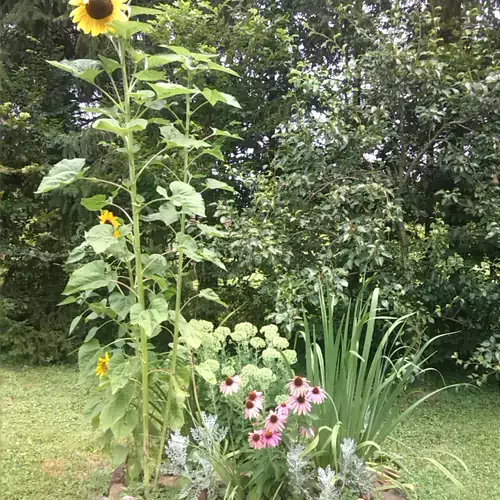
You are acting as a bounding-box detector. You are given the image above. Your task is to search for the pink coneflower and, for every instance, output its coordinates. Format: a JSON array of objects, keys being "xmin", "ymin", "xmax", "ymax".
[
  {"xmin": 308, "ymin": 385, "xmax": 327, "ymax": 404},
  {"xmin": 244, "ymin": 399, "xmax": 261, "ymax": 420},
  {"xmin": 287, "ymin": 376, "xmax": 310, "ymax": 397},
  {"xmin": 247, "ymin": 390, "xmax": 264, "ymax": 409},
  {"xmin": 262, "ymin": 429, "xmax": 282, "ymax": 448},
  {"xmin": 265, "ymin": 410, "xmax": 286, "ymax": 433},
  {"xmin": 248, "ymin": 430, "xmax": 265, "ymax": 449},
  {"xmin": 300, "ymin": 426, "xmax": 316, "ymax": 439},
  {"xmin": 276, "ymin": 401, "xmax": 291, "ymax": 418},
  {"xmin": 289, "ymin": 394, "xmax": 312, "ymax": 416},
  {"xmin": 219, "ymin": 375, "xmax": 241, "ymax": 395}
]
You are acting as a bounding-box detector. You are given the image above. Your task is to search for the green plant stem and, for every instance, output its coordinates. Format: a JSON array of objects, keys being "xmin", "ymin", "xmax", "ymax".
[
  {"xmin": 118, "ymin": 39, "xmax": 150, "ymax": 496},
  {"xmin": 153, "ymin": 73, "xmax": 192, "ymax": 488}
]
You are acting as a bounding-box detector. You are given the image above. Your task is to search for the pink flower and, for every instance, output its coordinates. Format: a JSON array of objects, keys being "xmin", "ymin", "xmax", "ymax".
[
  {"xmin": 247, "ymin": 390, "xmax": 264, "ymax": 410},
  {"xmin": 219, "ymin": 375, "xmax": 241, "ymax": 395},
  {"xmin": 300, "ymin": 426, "xmax": 316, "ymax": 439},
  {"xmin": 262, "ymin": 429, "xmax": 282, "ymax": 448},
  {"xmin": 265, "ymin": 410, "xmax": 286, "ymax": 433},
  {"xmin": 289, "ymin": 394, "xmax": 312, "ymax": 416},
  {"xmin": 287, "ymin": 376, "xmax": 310, "ymax": 397},
  {"xmin": 308, "ymin": 385, "xmax": 327, "ymax": 404},
  {"xmin": 244, "ymin": 400, "xmax": 261, "ymax": 420},
  {"xmin": 276, "ymin": 401, "xmax": 291, "ymax": 418},
  {"xmin": 248, "ymin": 430, "xmax": 265, "ymax": 449}
]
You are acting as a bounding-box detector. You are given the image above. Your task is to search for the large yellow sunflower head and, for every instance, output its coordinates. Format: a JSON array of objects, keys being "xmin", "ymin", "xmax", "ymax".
[
  {"xmin": 96, "ymin": 352, "xmax": 111, "ymax": 377},
  {"xmin": 69, "ymin": 0, "xmax": 128, "ymax": 37}
]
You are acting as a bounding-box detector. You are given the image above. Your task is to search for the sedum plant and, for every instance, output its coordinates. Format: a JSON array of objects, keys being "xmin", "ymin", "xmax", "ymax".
[{"xmin": 36, "ymin": 1, "xmax": 241, "ymax": 495}]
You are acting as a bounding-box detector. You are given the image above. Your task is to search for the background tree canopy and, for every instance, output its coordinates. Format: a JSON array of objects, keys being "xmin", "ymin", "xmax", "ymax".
[{"xmin": 1, "ymin": 0, "xmax": 499, "ymax": 365}]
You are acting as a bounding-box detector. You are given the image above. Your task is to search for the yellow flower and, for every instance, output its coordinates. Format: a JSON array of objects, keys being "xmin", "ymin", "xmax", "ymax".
[
  {"xmin": 69, "ymin": 0, "xmax": 128, "ymax": 37},
  {"xmin": 98, "ymin": 210, "xmax": 121, "ymax": 236},
  {"xmin": 96, "ymin": 352, "xmax": 111, "ymax": 377}
]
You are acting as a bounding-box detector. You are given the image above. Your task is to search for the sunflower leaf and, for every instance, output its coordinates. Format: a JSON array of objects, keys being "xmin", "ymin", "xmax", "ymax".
[
  {"xmin": 98, "ymin": 55, "xmax": 121, "ymax": 74},
  {"xmin": 81, "ymin": 194, "xmax": 109, "ymax": 211},
  {"xmin": 47, "ymin": 59, "xmax": 103, "ymax": 84},
  {"xmin": 63, "ymin": 260, "xmax": 115, "ymax": 295},
  {"xmin": 111, "ymin": 20, "xmax": 151, "ymax": 39},
  {"xmin": 36, "ymin": 158, "xmax": 88, "ymax": 194}
]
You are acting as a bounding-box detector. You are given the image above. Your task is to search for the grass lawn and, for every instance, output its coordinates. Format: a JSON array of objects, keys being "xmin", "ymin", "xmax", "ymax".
[
  {"xmin": 1, "ymin": 365, "xmax": 499, "ymax": 499},
  {"xmin": 1, "ymin": 365, "xmax": 111, "ymax": 500}
]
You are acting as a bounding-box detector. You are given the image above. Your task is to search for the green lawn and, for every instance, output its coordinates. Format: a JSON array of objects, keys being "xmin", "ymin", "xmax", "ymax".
[{"xmin": 1, "ymin": 366, "xmax": 499, "ymax": 499}]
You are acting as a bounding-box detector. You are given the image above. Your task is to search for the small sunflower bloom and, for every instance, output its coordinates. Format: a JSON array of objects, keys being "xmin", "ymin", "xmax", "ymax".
[
  {"xmin": 98, "ymin": 210, "xmax": 121, "ymax": 237},
  {"xmin": 96, "ymin": 352, "xmax": 111, "ymax": 377},
  {"xmin": 69, "ymin": 0, "xmax": 128, "ymax": 37}
]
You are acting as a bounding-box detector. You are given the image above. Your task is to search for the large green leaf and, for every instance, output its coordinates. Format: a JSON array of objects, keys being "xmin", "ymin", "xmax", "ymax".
[
  {"xmin": 47, "ymin": 59, "xmax": 103, "ymax": 84},
  {"xmin": 111, "ymin": 20, "xmax": 151, "ymax": 38},
  {"xmin": 109, "ymin": 292, "xmax": 135, "ymax": 321},
  {"xmin": 66, "ymin": 242, "xmax": 87, "ymax": 264},
  {"xmin": 86, "ymin": 225, "xmax": 117, "ymax": 254},
  {"xmin": 136, "ymin": 69, "xmax": 165, "ymax": 81},
  {"xmin": 148, "ymin": 82, "xmax": 197, "ymax": 99},
  {"xmin": 195, "ymin": 363, "xmax": 217, "ymax": 385},
  {"xmin": 130, "ymin": 6, "xmax": 162, "ymax": 17},
  {"xmin": 142, "ymin": 254, "xmax": 168, "ymax": 276},
  {"xmin": 130, "ymin": 297, "xmax": 169, "ymax": 338},
  {"xmin": 168, "ymin": 181, "xmax": 205, "ymax": 217},
  {"xmin": 167, "ymin": 312, "xmax": 202, "ymax": 349},
  {"xmin": 205, "ymin": 178, "xmax": 235, "ymax": 192},
  {"xmin": 176, "ymin": 234, "xmax": 202, "ymax": 262},
  {"xmin": 147, "ymin": 53, "xmax": 186, "ymax": 67},
  {"xmin": 142, "ymin": 202, "xmax": 180, "ymax": 226},
  {"xmin": 197, "ymin": 248, "xmax": 227, "ymax": 271},
  {"xmin": 98, "ymin": 55, "xmax": 120, "ymax": 74},
  {"xmin": 63, "ymin": 260, "xmax": 114, "ymax": 295},
  {"xmin": 197, "ymin": 224, "xmax": 227, "ymax": 238},
  {"xmin": 112, "ymin": 409, "xmax": 139, "ymax": 440},
  {"xmin": 100, "ymin": 383, "xmax": 136, "ymax": 431},
  {"xmin": 159, "ymin": 124, "xmax": 210, "ymax": 150},
  {"xmin": 108, "ymin": 352, "xmax": 141, "ymax": 395},
  {"xmin": 206, "ymin": 60, "xmax": 239, "ymax": 77},
  {"xmin": 77, "ymin": 339, "xmax": 101, "ymax": 381},
  {"xmin": 36, "ymin": 158, "xmax": 88, "ymax": 193},
  {"xmin": 81, "ymin": 194, "xmax": 109, "ymax": 211},
  {"xmin": 93, "ymin": 118, "xmax": 148, "ymax": 137},
  {"xmin": 211, "ymin": 127, "xmax": 243, "ymax": 140},
  {"xmin": 198, "ymin": 288, "xmax": 228, "ymax": 307},
  {"xmin": 201, "ymin": 88, "xmax": 241, "ymax": 108}
]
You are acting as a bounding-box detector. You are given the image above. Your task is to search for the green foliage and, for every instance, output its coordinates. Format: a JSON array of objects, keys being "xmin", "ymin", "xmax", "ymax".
[{"xmin": 214, "ymin": 1, "xmax": 500, "ymax": 362}]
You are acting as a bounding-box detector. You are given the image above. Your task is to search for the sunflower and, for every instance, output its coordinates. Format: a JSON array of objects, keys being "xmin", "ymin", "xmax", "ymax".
[
  {"xmin": 99, "ymin": 209, "xmax": 120, "ymax": 226},
  {"xmin": 96, "ymin": 352, "xmax": 111, "ymax": 377},
  {"xmin": 69, "ymin": 0, "xmax": 128, "ymax": 37}
]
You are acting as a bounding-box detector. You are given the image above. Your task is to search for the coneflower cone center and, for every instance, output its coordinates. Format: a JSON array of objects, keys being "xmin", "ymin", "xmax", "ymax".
[
  {"xmin": 270, "ymin": 415, "xmax": 278, "ymax": 423},
  {"xmin": 86, "ymin": 0, "xmax": 114, "ymax": 19}
]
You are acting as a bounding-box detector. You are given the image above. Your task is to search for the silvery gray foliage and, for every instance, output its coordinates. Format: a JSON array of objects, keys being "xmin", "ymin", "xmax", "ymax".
[
  {"xmin": 317, "ymin": 465, "xmax": 341, "ymax": 500},
  {"xmin": 165, "ymin": 431, "xmax": 189, "ymax": 476},
  {"xmin": 179, "ymin": 455, "xmax": 217, "ymax": 500},
  {"xmin": 338, "ymin": 438, "xmax": 375, "ymax": 495},
  {"xmin": 286, "ymin": 439, "xmax": 374, "ymax": 499},
  {"xmin": 191, "ymin": 412, "xmax": 228, "ymax": 451},
  {"xmin": 286, "ymin": 443, "xmax": 314, "ymax": 499}
]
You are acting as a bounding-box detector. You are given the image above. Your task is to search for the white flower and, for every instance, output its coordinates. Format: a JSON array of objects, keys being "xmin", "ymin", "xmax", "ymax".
[
  {"xmin": 283, "ymin": 349, "xmax": 297, "ymax": 365},
  {"xmin": 272, "ymin": 336, "xmax": 289, "ymax": 350},
  {"xmin": 250, "ymin": 337, "xmax": 266, "ymax": 349},
  {"xmin": 261, "ymin": 324, "xmax": 279, "ymax": 342},
  {"xmin": 231, "ymin": 322, "xmax": 258, "ymax": 342},
  {"xmin": 262, "ymin": 347, "xmax": 281, "ymax": 361},
  {"xmin": 214, "ymin": 326, "xmax": 231, "ymax": 343}
]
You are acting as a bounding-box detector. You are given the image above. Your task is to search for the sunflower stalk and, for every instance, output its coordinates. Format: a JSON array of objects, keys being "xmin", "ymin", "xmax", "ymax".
[
  {"xmin": 152, "ymin": 73, "xmax": 193, "ymax": 489},
  {"xmin": 117, "ymin": 38, "xmax": 151, "ymax": 494}
]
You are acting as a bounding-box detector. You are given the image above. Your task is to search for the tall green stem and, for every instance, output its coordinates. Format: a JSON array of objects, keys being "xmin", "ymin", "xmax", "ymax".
[
  {"xmin": 119, "ymin": 39, "xmax": 150, "ymax": 495},
  {"xmin": 153, "ymin": 73, "xmax": 192, "ymax": 488}
]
